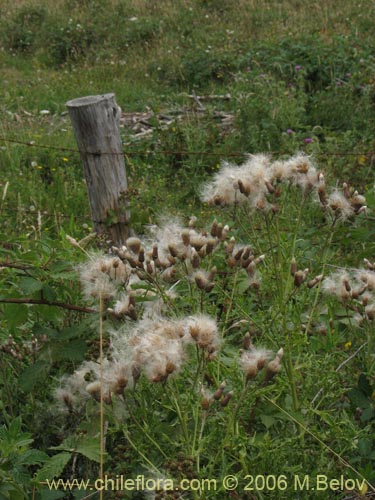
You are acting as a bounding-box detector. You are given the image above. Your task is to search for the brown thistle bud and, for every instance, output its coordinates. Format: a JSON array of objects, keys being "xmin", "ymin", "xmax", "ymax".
[
  {"xmin": 161, "ymin": 267, "xmax": 177, "ymax": 283},
  {"xmin": 113, "ymin": 376, "xmax": 128, "ymax": 395},
  {"xmin": 132, "ymin": 365, "xmax": 141, "ymax": 383},
  {"xmin": 307, "ymin": 274, "xmax": 323, "ymax": 288},
  {"xmin": 189, "ymin": 324, "xmax": 199, "ymax": 340},
  {"xmin": 318, "ymin": 184, "xmax": 327, "ymax": 206},
  {"xmin": 243, "ymin": 332, "xmax": 252, "ymax": 350},
  {"xmin": 221, "ymin": 225, "xmax": 230, "ymax": 241},
  {"xmin": 61, "ymin": 391, "xmax": 74, "ymax": 411},
  {"xmin": 254, "ymin": 255, "xmax": 265, "ymax": 265},
  {"xmin": 208, "ymin": 266, "xmax": 217, "ymax": 281},
  {"xmin": 290, "ymin": 258, "xmax": 297, "ymax": 276},
  {"xmin": 365, "ymin": 304, "xmax": 375, "ymax": 321},
  {"xmin": 227, "ymin": 256, "xmax": 235, "ymax": 268},
  {"xmin": 191, "ymin": 248, "xmax": 200, "ymax": 269},
  {"xmin": 343, "ymin": 279, "xmax": 351, "ymax": 292},
  {"xmin": 201, "ymin": 396, "xmax": 211, "ymax": 410},
  {"xmin": 265, "ymin": 180, "xmax": 275, "ymax": 194},
  {"xmin": 124, "ymin": 252, "xmax": 139, "ymax": 268},
  {"xmin": 198, "ymin": 245, "xmax": 207, "ymax": 258},
  {"xmin": 206, "ymin": 239, "xmax": 216, "ymax": 255},
  {"xmin": 86, "ymin": 382, "xmax": 101, "ymax": 401},
  {"xmin": 166, "ymin": 362, "xmax": 177, "ymax": 375},
  {"xmin": 189, "ymin": 216, "xmax": 197, "ymax": 228},
  {"xmin": 246, "ymin": 261, "xmax": 256, "ymax": 277},
  {"xmin": 210, "ymin": 219, "xmax": 218, "ymax": 237},
  {"xmin": 213, "ymin": 381, "xmax": 226, "ymax": 400},
  {"xmin": 241, "ymin": 258, "xmax": 252, "ymax": 269},
  {"xmin": 242, "ymin": 247, "xmax": 251, "ymax": 261},
  {"xmin": 152, "ymin": 244, "xmax": 159, "ymax": 261},
  {"xmin": 168, "ymin": 245, "xmax": 178, "ymax": 259},
  {"xmin": 238, "ymin": 179, "xmax": 251, "ymax": 196},
  {"xmin": 126, "ymin": 237, "xmax": 142, "ymax": 254},
  {"xmin": 126, "ymin": 304, "xmax": 137, "ymax": 321},
  {"xmin": 225, "ymin": 237, "xmax": 236, "ymax": 255},
  {"xmin": 216, "ymin": 223, "xmax": 223, "ymax": 239},
  {"xmin": 264, "ymin": 348, "xmax": 284, "ymax": 383},
  {"xmin": 201, "ymin": 389, "xmax": 213, "ymax": 410},
  {"xmin": 294, "ymin": 269, "xmax": 307, "ymax": 287},
  {"xmin": 181, "ymin": 229, "xmax": 190, "ymax": 246},
  {"xmin": 343, "ymin": 182, "xmax": 350, "ymax": 199},
  {"xmin": 167, "ymin": 254, "xmax": 177, "ymax": 265},
  {"xmin": 364, "ymin": 258, "xmax": 374, "ymax": 270},
  {"xmin": 234, "ymin": 248, "xmax": 244, "ymax": 261},
  {"xmin": 138, "ymin": 247, "xmax": 145, "ymax": 263},
  {"xmin": 220, "ymin": 391, "xmax": 233, "ymax": 407}
]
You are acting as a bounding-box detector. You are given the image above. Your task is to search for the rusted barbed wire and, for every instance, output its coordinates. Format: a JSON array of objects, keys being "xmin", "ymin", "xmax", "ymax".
[{"xmin": 1, "ymin": 136, "xmax": 375, "ymax": 159}]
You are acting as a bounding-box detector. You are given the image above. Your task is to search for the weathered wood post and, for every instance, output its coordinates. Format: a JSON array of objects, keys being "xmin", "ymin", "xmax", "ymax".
[{"xmin": 66, "ymin": 93, "xmax": 130, "ymax": 245}]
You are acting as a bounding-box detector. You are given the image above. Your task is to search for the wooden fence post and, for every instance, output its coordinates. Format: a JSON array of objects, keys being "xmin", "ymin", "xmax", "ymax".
[{"xmin": 66, "ymin": 93, "xmax": 130, "ymax": 245}]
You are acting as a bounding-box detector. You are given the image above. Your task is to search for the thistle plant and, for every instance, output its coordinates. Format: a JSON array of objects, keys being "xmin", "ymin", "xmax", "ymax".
[{"xmin": 53, "ymin": 152, "xmax": 370, "ymax": 497}]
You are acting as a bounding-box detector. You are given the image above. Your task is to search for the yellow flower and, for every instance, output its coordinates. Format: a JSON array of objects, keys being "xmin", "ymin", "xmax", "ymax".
[
  {"xmin": 344, "ymin": 341, "xmax": 352, "ymax": 349},
  {"xmin": 62, "ymin": 157, "xmax": 69, "ymax": 162}
]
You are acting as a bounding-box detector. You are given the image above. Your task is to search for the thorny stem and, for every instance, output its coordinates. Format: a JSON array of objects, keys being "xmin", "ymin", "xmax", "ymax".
[
  {"xmin": 123, "ymin": 427, "xmax": 160, "ymax": 473},
  {"xmin": 230, "ymin": 378, "xmax": 250, "ymax": 434},
  {"xmin": 165, "ymin": 381, "xmax": 190, "ymax": 447},
  {"xmin": 99, "ymin": 294, "xmax": 104, "ymax": 500},
  {"xmin": 126, "ymin": 405, "xmax": 169, "ymax": 460},
  {"xmin": 192, "ymin": 346, "xmax": 205, "ymax": 392},
  {"xmin": 223, "ymin": 269, "xmax": 239, "ymax": 331},
  {"xmin": 304, "ymin": 220, "xmax": 337, "ymax": 336}
]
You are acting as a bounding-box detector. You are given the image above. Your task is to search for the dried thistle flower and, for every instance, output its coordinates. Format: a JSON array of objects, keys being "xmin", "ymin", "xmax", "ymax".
[{"xmin": 239, "ymin": 347, "xmax": 271, "ymax": 380}]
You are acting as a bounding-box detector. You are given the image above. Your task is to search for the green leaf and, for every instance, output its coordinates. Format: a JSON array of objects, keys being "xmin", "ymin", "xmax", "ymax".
[
  {"xmin": 42, "ymin": 284, "xmax": 57, "ymax": 302},
  {"xmin": 51, "ymin": 339, "xmax": 87, "ymax": 362},
  {"xmin": 3, "ymin": 304, "xmax": 29, "ymax": 328},
  {"xmin": 40, "ymin": 491, "xmax": 67, "ymax": 500},
  {"xmin": 35, "ymin": 452, "xmax": 72, "ymax": 482},
  {"xmin": 16, "ymin": 449, "xmax": 49, "ymax": 466},
  {"xmin": 360, "ymin": 407, "xmax": 375, "ymax": 423},
  {"xmin": 358, "ymin": 374, "xmax": 373, "ymax": 397},
  {"xmin": 76, "ymin": 438, "xmax": 101, "ymax": 463},
  {"xmin": 358, "ymin": 438, "xmax": 372, "ymax": 457},
  {"xmin": 259, "ymin": 414, "xmax": 277, "ymax": 429},
  {"xmin": 347, "ymin": 388, "xmax": 371, "ymax": 409},
  {"xmin": 18, "ymin": 361, "xmax": 51, "ymax": 392},
  {"xmin": 18, "ymin": 277, "xmax": 43, "ymax": 295}
]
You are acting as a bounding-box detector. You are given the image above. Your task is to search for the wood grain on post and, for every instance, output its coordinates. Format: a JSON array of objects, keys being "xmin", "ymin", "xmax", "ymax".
[{"xmin": 66, "ymin": 93, "xmax": 129, "ymax": 245}]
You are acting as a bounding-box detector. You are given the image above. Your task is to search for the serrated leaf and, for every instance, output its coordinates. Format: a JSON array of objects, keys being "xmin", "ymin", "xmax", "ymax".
[
  {"xmin": 76, "ymin": 438, "xmax": 101, "ymax": 463},
  {"xmin": 35, "ymin": 452, "xmax": 72, "ymax": 482},
  {"xmin": 17, "ymin": 449, "xmax": 48, "ymax": 466},
  {"xmin": 18, "ymin": 361, "xmax": 50, "ymax": 392}
]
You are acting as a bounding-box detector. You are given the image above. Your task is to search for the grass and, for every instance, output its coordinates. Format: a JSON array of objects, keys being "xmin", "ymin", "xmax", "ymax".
[{"xmin": 1, "ymin": 1, "xmax": 375, "ymax": 499}]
